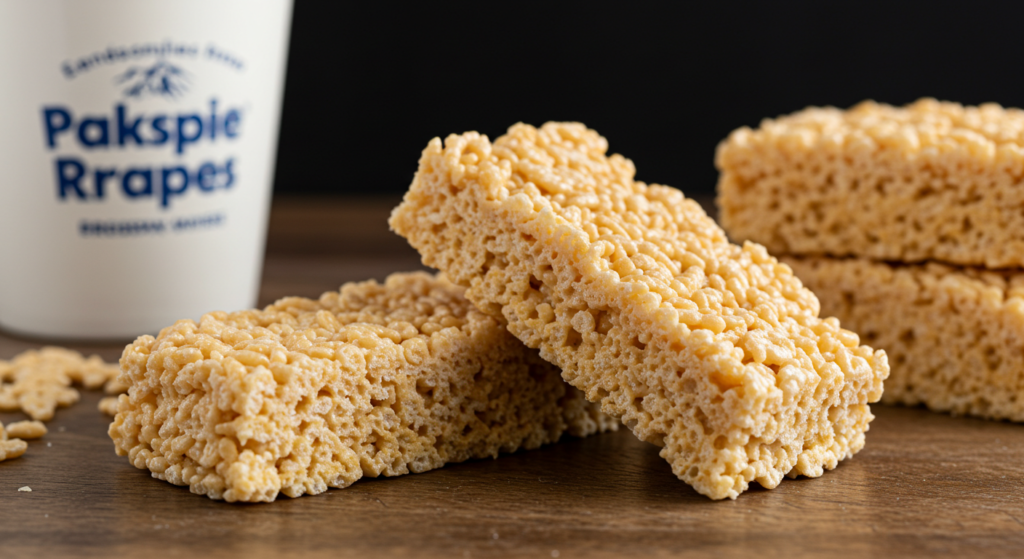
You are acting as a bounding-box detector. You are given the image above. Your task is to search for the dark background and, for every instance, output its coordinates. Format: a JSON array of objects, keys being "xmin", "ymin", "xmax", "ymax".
[{"xmin": 272, "ymin": 1, "xmax": 1024, "ymax": 199}]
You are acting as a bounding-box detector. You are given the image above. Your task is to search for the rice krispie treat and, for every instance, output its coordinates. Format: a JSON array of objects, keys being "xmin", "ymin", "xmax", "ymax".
[
  {"xmin": 108, "ymin": 272, "xmax": 616, "ymax": 503},
  {"xmin": 786, "ymin": 257, "xmax": 1024, "ymax": 421},
  {"xmin": 390, "ymin": 122, "xmax": 888, "ymax": 500},
  {"xmin": 0, "ymin": 347, "xmax": 123, "ymax": 421},
  {"xmin": 717, "ymin": 99, "xmax": 1024, "ymax": 269}
]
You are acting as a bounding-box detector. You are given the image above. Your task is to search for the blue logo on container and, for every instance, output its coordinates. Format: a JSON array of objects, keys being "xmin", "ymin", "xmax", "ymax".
[
  {"xmin": 115, "ymin": 61, "xmax": 191, "ymax": 99},
  {"xmin": 48, "ymin": 41, "xmax": 247, "ymax": 210}
]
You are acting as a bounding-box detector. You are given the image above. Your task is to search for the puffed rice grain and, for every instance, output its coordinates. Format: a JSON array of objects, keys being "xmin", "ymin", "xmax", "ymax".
[{"xmin": 787, "ymin": 256, "xmax": 1024, "ymax": 421}]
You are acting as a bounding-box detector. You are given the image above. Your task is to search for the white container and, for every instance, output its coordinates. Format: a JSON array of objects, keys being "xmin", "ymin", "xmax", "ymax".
[{"xmin": 0, "ymin": 0, "xmax": 293, "ymax": 339}]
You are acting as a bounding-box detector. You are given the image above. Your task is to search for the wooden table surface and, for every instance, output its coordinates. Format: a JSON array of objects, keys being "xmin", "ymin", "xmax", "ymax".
[{"xmin": 3, "ymin": 197, "xmax": 1024, "ymax": 558}]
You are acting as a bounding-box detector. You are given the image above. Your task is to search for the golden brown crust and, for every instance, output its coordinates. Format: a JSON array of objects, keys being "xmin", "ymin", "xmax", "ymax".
[
  {"xmin": 390, "ymin": 122, "xmax": 888, "ymax": 499},
  {"xmin": 717, "ymin": 98, "xmax": 1024, "ymax": 269},
  {"xmin": 108, "ymin": 272, "xmax": 614, "ymax": 502},
  {"xmin": 787, "ymin": 256, "xmax": 1024, "ymax": 421}
]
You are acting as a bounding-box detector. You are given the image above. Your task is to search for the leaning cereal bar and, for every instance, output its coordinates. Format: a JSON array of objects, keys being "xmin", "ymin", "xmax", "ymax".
[
  {"xmin": 786, "ymin": 256, "xmax": 1024, "ymax": 421},
  {"xmin": 717, "ymin": 98, "xmax": 1024, "ymax": 269},
  {"xmin": 390, "ymin": 122, "xmax": 888, "ymax": 499},
  {"xmin": 108, "ymin": 272, "xmax": 615, "ymax": 502}
]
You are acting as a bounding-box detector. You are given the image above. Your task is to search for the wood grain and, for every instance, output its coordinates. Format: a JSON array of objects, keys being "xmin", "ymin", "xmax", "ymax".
[{"xmin": 2, "ymin": 197, "xmax": 1023, "ymax": 559}]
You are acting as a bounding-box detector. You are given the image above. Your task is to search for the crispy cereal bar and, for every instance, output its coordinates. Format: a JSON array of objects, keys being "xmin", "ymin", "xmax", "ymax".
[
  {"xmin": 716, "ymin": 99, "xmax": 1024, "ymax": 269},
  {"xmin": 389, "ymin": 122, "xmax": 889, "ymax": 499},
  {"xmin": 0, "ymin": 347, "xmax": 123, "ymax": 421},
  {"xmin": 786, "ymin": 256, "xmax": 1024, "ymax": 421},
  {"xmin": 108, "ymin": 272, "xmax": 615, "ymax": 502}
]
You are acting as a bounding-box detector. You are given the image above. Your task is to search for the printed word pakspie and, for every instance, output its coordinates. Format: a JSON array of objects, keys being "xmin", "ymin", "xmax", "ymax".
[{"xmin": 41, "ymin": 99, "xmax": 241, "ymax": 209}]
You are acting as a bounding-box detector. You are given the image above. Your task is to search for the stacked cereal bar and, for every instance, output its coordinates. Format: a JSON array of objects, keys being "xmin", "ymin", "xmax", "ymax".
[
  {"xmin": 108, "ymin": 272, "xmax": 616, "ymax": 502},
  {"xmin": 390, "ymin": 122, "xmax": 888, "ymax": 500},
  {"xmin": 717, "ymin": 98, "xmax": 1024, "ymax": 421}
]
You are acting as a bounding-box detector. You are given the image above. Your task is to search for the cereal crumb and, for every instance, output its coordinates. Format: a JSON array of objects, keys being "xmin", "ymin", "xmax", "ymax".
[
  {"xmin": 5, "ymin": 420, "xmax": 47, "ymax": 440},
  {"xmin": 787, "ymin": 256, "xmax": 1024, "ymax": 421},
  {"xmin": 0, "ymin": 438, "xmax": 28, "ymax": 461},
  {"xmin": 0, "ymin": 347, "xmax": 124, "ymax": 421},
  {"xmin": 18, "ymin": 486, "xmax": 31, "ymax": 492},
  {"xmin": 390, "ymin": 122, "xmax": 888, "ymax": 500},
  {"xmin": 98, "ymin": 396, "xmax": 120, "ymax": 417},
  {"xmin": 0, "ymin": 422, "xmax": 28, "ymax": 462},
  {"xmin": 717, "ymin": 99, "xmax": 1024, "ymax": 269}
]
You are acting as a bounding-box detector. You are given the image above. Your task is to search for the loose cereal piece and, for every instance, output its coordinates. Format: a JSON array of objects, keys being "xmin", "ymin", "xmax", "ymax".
[
  {"xmin": 1, "ymin": 422, "xmax": 29, "ymax": 462},
  {"xmin": 716, "ymin": 98, "xmax": 1024, "ymax": 269},
  {"xmin": 109, "ymin": 272, "xmax": 616, "ymax": 503},
  {"xmin": 787, "ymin": 256, "xmax": 1024, "ymax": 421},
  {"xmin": 0, "ymin": 347, "xmax": 123, "ymax": 421},
  {"xmin": 390, "ymin": 122, "xmax": 889, "ymax": 500},
  {"xmin": 1, "ymin": 437, "xmax": 28, "ymax": 462},
  {"xmin": 99, "ymin": 396, "xmax": 120, "ymax": 417},
  {"xmin": 5, "ymin": 420, "xmax": 47, "ymax": 440},
  {"xmin": 18, "ymin": 486, "xmax": 31, "ymax": 492}
]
